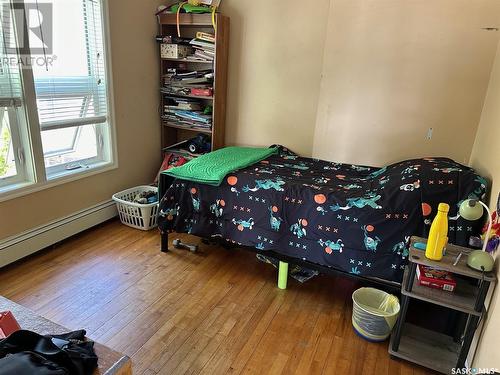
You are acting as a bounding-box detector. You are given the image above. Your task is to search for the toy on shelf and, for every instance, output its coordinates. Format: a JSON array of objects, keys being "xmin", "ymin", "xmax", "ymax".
[
  {"xmin": 482, "ymin": 209, "xmax": 500, "ymax": 253},
  {"xmin": 186, "ymin": 133, "xmax": 211, "ymax": 154},
  {"xmin": 156, "ymin": 0, "xmax": 223, "ymax": 36}
]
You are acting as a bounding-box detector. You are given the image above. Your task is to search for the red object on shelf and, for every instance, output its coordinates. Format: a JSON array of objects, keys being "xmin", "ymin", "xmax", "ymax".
[
  {"xmin": 190, "ymin": 87, "xmax": 213, "ymax": 97},
  {"xmin": 0, "ymin": 311, "xmax": 21, "ymax": 338},
  {"xmin": 416, "ymin": 265, "xmax": 457, "ymax": 292},
  {"xmin": 154, "ymin": 152, "xmax": 188, "ymax": 183}
]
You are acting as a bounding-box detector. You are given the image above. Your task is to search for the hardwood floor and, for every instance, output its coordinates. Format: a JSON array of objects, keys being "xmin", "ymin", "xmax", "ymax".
[{"xmin": 0, "ymin": 219, "xmax": 434, "ymax": 374}]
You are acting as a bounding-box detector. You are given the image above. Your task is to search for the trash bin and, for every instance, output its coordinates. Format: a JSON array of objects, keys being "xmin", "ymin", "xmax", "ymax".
[{"xmin": 351, "ymin": 287, "xmax": 400, "ymax": 342}]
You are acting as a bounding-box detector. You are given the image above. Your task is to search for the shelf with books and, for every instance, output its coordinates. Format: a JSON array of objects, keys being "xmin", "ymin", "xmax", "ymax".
[
  {"xmin": 160, "ymin": 90, "xmax": 214, "ymax": 101},
  {"xmin": 157, "ymin": 13, "xmax": 229, "ymax": 156},
  {"xmin": 401, "ymin": 269, "xmax": 481, "ymax": 316},
  {"xmin": 162, "ymin": 121, "xmax": 212, "ymax": 135},
  {"xmin": 161, "ymin": 57, "xmax": 214, "ymax": 64}
]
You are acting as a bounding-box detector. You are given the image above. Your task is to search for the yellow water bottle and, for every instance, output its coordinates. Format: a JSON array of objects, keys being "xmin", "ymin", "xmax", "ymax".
[{"xmin": 425, "ymin": 203, "xmax": 450, "ymax": 261}]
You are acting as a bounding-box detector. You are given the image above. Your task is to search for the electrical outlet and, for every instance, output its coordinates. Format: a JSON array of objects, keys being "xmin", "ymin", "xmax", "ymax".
[{"xmin": 427, "ymin": 128, "xmax": 433, "ymax": 140}]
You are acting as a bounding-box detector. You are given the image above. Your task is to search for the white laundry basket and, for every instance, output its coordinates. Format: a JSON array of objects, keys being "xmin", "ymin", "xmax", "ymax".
[{"xmin": 112, "ymin": 186, "xmax": 159, "ymax": 230}]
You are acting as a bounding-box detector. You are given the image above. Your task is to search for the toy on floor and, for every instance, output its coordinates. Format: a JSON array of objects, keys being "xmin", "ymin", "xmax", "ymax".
[{"xmin": 172, "ymin": 238, "xmax": 198, "ymax": 252}]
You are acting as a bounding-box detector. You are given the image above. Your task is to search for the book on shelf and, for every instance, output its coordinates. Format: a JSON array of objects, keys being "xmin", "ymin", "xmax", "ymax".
[
  {"xmin": 192, "ymin": 46, "xmax": 214, "ymax": 53},
  {"xmin": 162, "ymin": 112, "xmax": 211, "ymax": 124},
  {"xmin": 189, "ymin": 38, "xmax": 215, "ymax": 51},
  {"xmin": 161, "ymin": 86, "xmax": 213, "ymax": 97},
  {"xmin": 163, "ymin": 69, "xmax": 214, "ymax": 86},
  {"xmin": 190, "ymin": 87, "xmax": 213, "ymax": 97},
  {"xmin": 167, "ymin": 76, "xmax": 212, "ymax": 86},
  {"xmin": 195, "ymin": 32, "xmax": 215, "ymax": 43},
  {"xmin": 163, "ymin": 104, "xmax": 212, "ymax": 124},
  {"xmin": 164, "ymin": 95, "xmax": 202, "ymax": 104},
  {"xmin": 194, "ymin": 48, "xmax": 214, "ymax": 56},
  {"xmin": 171, "ymin": 109, "xmax": 211, "ymax": 124},
  {"xmin": 174, "ymin": 69, "xmax": 211, "ymax": 78},
  {"xmin": 165, "ymin": 102, "xmax": 202, "ymax": 111},
  {"xmin": 187, "ymin": 51, "xmax": 213, "ymax": 62},
  {"xmin": 161, "ymin": 118, "xmax": 212, "ymax": 133},
  {"xmin": 194, "ymin": 50, "xmax": 214, "ymax": 62}
]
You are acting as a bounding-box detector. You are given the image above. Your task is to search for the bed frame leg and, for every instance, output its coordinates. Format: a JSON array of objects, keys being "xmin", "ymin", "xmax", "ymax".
[
  {"xmin": 161, "ymin": 232, "xmax": 169, "ymax": 253},
  {"xmin": 278, "ymin": 261, "xmax": 288, "ymax": 290}
]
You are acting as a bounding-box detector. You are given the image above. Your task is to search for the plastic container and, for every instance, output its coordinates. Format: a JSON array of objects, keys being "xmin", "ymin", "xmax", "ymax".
[
  {"xmin": 112, "ymin": 186, "xmax": 159, "ymax": 230},
  {"xmin": 425, "ymin": 202, "xmax": 450, "ymax": 260},
  {"xmin": 352, "ymin": 287, "xmax": 400, "ymax": 342}
]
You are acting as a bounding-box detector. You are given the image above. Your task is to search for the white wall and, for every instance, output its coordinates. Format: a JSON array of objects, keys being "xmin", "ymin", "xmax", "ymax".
[
  {"xmin": 469, "ymin": 39, "xmax": 500, "ymax": 369},
  {"xmin": 312, "ymin": 0, "xmax": 500, "ymax": 166},
  {"xmin": 220, "ymin": 0, "xmax": 330, "ymax": 156}
]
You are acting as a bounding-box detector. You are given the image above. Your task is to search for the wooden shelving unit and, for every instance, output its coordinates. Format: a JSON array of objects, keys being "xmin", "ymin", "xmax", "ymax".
[{"xmin": 158, "ymin": 13, "xmax": 229, "ymax": 153}]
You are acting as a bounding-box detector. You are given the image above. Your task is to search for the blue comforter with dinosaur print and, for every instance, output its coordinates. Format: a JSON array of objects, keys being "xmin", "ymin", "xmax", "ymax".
[{"xmin": 158, "ymin": 146, "xmax": 487, "ymax": 283}]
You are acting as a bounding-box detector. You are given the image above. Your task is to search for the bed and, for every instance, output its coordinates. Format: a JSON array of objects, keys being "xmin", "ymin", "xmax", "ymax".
[{"xmin": 157, "ymin": 146, "xmax": 487, "ymax": 285}]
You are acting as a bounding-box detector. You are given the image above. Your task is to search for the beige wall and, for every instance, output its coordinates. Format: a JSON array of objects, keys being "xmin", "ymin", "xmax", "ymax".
[
  {"xmin": 0, "ymin": 0, "xmax": 163, "ymax": 239},
  {"xmin": 220, "ymin": 0, "xmax": 330, "ymax": 156},
  {"xmin": 470, "ymin": 40, "xmax": 500, "ymax": 369},
  {"xmin": 313, "ymin": 0, "xmax": 500, "ymax": 166}
]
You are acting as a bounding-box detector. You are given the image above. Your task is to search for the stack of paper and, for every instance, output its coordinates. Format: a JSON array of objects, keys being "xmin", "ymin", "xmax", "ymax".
[{"xmin": 189, "ymin": 33, "xmax": 215, "ymax": 62}]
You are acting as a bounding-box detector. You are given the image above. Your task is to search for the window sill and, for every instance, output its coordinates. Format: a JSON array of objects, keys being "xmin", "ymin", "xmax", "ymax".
[{"xmin": 0, "ymin": 161, "xmax": 118, "ymax": 203}]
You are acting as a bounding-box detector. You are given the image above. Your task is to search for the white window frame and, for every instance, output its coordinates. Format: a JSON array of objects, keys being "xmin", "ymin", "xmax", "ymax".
[
  {"xmin": 43, "ymin": 123, "xmax": 109, "ymax": 179},
  {"xmin": 0, "ymin": 106, "xmax": 27, "ymax": 187},
  {"xmin": 0, "ymin": 0, "xmax": 117, "ymax": 202}
]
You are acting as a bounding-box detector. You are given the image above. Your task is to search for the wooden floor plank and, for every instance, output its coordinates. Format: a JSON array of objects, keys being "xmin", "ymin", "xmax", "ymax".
[{"xmin": 0, "ymin": 219, "xmax": 437, "ymax": 375}]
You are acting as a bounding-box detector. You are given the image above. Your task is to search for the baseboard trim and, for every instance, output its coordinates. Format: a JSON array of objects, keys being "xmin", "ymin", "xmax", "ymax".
[{"xmin": 0, "ymin": 200, "xmax": 117, "ymax": 268}]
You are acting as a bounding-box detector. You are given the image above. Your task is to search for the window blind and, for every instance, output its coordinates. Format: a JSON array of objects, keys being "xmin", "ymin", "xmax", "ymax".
[
  {"xmin": 0, "ymin": 2, "xmax": 23, "ymax": 108},
  {"xmin": 34, "ymin": 0, "xmax": 108, "ymax": 131}
]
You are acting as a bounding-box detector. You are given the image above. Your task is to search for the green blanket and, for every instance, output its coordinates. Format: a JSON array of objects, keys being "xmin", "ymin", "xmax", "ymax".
[{"xmin": 163, "ymin": 146, "xmax": 278, "ymax": 186}]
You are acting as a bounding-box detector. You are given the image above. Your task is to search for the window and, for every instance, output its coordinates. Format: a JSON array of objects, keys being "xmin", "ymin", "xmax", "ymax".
[
  {"xmin": 0, "ymin": 0, "xmax": 114, "ymax": 197},
  {"xmin": 0, "ymin": 4, "xmax": 32, "ymax": 189}
]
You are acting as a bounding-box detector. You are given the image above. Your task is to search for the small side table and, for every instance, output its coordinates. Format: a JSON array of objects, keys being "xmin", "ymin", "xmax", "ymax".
[{"xmin": 389, "ymin": 236, "xmax": 496, "ymax": 374}]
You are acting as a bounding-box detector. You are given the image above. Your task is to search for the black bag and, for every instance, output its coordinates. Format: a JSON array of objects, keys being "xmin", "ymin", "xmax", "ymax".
[{"xmin": 0, "ymin": 330, "xmax": 98, "ymax": 375}]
